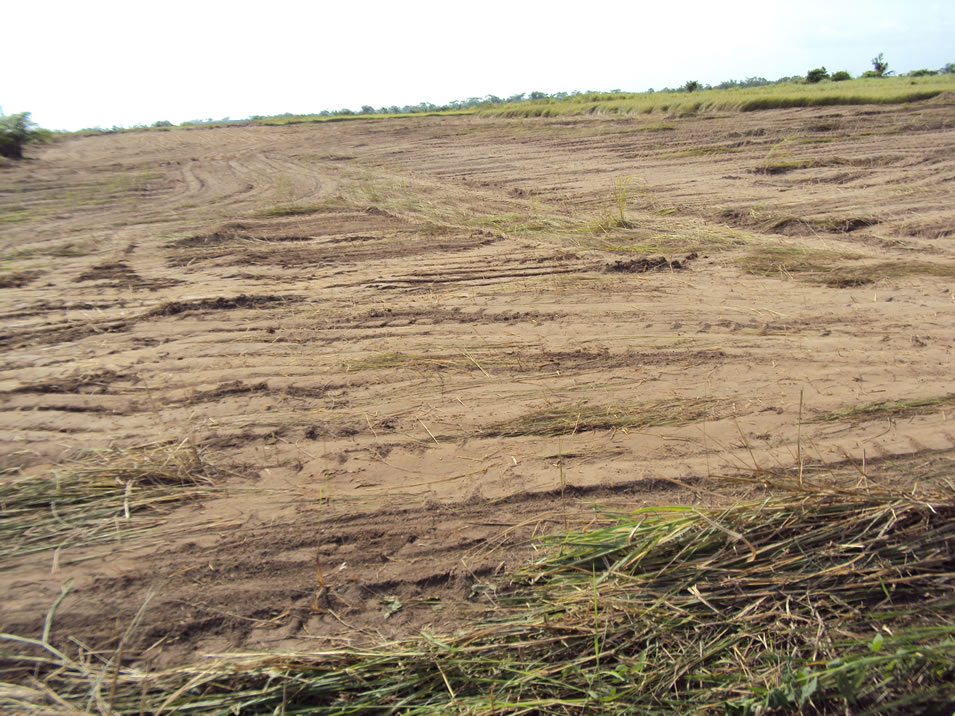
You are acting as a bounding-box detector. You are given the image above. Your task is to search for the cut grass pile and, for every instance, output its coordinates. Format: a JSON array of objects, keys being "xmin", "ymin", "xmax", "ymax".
[
  {"xmin": 814, "ymin": 394, "xmax": 955, "ymax": 423},
  {"xmin": 480, "ymin": 76, "xmax": 954, "ymax": 119},
  {"xmin": 479, "ymin": 398, "xmax": 727, "ymax": 438},
  {"xmin": 0, "ymin": 440, "xmax": 214, "ymax": 568},
  {"xmin": 3, "ymin": 477, "xmax": 952, "ymax": 713}
]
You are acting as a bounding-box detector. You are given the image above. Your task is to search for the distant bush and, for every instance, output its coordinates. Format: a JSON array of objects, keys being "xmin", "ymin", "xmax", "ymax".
[
  {"xmin": 908, "ymin": 69, "xmax": 937, "ymax": 77},
  {"xmin": 830, "ymin": 70, "xmax": 852, "ymax": 82},
  {"xmin": 0, "ymin": 111, "xmax": 49, "ymax": 159},
  {"xmin": 806, "ymin": 67, "xmax": 829, "ymax": 83},
  {"xmin": 682, "ymin": 80, "xmax": 701, "ymax": 93},
  {"xmin": 152, "ymin": 120, "xmax": 174, "ymax": 127},
  {"xmin": 942, "ymin": 63, "xmax": 955, "ymax": 74}
]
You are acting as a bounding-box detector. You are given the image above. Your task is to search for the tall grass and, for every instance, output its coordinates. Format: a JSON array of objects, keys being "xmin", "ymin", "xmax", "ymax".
[{"xmin": 480, "ymin": 76, "xmax": 955, "ymax": 118}]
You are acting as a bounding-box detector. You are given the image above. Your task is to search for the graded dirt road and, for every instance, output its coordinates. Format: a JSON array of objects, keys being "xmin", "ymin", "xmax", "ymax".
[{"xmin": 1, "ymin": 99, "xmax": 953, "ymax": 667}]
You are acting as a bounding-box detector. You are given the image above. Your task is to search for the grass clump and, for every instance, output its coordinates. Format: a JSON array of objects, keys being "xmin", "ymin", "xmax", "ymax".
[
  {"xmin": 480, "ymin": 398, "xmax": 726, "ymax": 438},
  {"xmin": 814, "ymin": 394, "xmax": 955, "ymax": 423},
  {"xmin": 0, "ymin": 440, "xmax": 214, "ymax": 567},
  {"xmin": 4, "ymin": 479, "xmax": 953, "ymax": 713}
]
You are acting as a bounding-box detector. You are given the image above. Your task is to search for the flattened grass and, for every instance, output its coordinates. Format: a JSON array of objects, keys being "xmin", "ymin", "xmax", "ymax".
[
  {"xmin": 479, "ymin": 398, "xmax": 728, "ymax": 438},
  {"xmin": 0, "ymin": 440, "xmax": 215, "ymax": 567},
  {"xmin": 814, "ymin": 394, "xmax": 955, "ymax": 423},
  {"xmin": 5, "ymin": 477, "xmax": 953, "ymax": 713},
  {"xmin": 740, "ymin": 245, "xmax": 955, "ymax": 287},
  {"xmin": 255, "ymin": 201, "xmax": 348, "ymax": 217}
]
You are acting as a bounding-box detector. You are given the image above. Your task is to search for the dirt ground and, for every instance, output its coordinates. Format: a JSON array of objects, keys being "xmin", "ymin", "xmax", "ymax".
[{"xmin": 1, "ymin": 99, "xmax": 953, "ymax": 669}]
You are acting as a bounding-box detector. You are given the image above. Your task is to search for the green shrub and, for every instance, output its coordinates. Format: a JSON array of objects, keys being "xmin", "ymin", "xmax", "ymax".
[
  {"xmin": 806, "ymin": 67, "xmax": 829, "ymax": 83},
  {"xmin": 909, "ymin": 68, "xmax": 938, "ymax": 77},
  {"xmin": 830, "ymin": 70, "xmax": 851, "ymax": 81},
  {"xmin": 0, "ymin": 111, "xmax": 49, "ymax": 159},
  {"xmin": 682, "ymin": 80, "xmax": 701, "ymax": 92}
]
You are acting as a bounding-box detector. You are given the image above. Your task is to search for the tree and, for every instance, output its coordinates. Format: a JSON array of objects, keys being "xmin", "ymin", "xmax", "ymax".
[
  {"xmin": 683, "ymin": 80, "xmax": 701, "ymax": 93},
  {"xmin": 806, "ymin": 66, "xmax": 829, "ymax": 83},
  {"xmin": 869, "ymin": 52, "xmax": 891, "ymax": 77},
  {"xmin": 0, "ymin": 111, "xmax": 49, "ymax": 159},
  {"xmin": 831, "ymin": 70, "xmax": 851, "ymax": 81}
]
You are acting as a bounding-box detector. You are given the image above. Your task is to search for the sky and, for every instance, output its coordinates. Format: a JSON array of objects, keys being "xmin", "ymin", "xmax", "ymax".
[{"xmin": 4, "ymin": 0, "xmax": 953, "ymax": 131}]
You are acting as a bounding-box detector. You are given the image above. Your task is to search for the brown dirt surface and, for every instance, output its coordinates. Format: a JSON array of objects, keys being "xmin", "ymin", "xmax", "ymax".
[{"xmin": 1, "ymin": 102, "xmax": 953, "ymax": 670}]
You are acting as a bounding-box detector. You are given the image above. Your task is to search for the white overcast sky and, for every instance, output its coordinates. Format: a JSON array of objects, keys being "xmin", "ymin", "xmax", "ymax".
[{"xmin": 4, "ymin": 0, "xmax": 953, "ymax": 130}]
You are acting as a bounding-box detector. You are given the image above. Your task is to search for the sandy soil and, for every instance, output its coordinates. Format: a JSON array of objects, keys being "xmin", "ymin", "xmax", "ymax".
[{"xmin": 1, "ymin": 99, "xmax": 953, "ymax": 668}]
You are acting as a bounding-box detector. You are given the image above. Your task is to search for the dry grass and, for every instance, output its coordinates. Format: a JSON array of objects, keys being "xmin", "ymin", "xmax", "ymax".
[
  {"xmin": 0, "ymin": 440, "xmax": 215, "ymax": 567},
  {"xmin": 479, "ymin": 398, "xmax": 728, "ymax": 438},
  {"xmin": 738, "ymin": 245, "xmax": 863, "ymax": 282},
  {"xmin": 741, "ymin": 245, "xmax": 955, "ymax": 287},
  {"xmin": 813, "ymin": 394, "xmax": 955, "ymax": 424}
]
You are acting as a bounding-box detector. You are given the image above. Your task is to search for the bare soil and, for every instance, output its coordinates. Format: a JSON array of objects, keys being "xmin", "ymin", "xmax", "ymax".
[{"xmin": 1, "ymin": 100, "xmax": 953, "ymax": 669}]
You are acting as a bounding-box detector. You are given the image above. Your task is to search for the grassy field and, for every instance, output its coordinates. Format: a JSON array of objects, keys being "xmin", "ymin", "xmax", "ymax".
[
  {"xmin": 57, "ymin": 75, "xmax": 955, "ymax": 135},
  {"xmin": 479, "ymin": 76, "xmax": 955, "ymax": 118}
]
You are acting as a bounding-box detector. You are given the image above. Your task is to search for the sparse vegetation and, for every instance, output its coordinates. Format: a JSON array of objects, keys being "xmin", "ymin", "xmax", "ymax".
[
  {"xmin": 3, "ymin": 64, "xmax": 954, "ymax": 716},
  {"xmin": 806, "ymin": 66, "xmax": 829, "ymax": 83}
]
